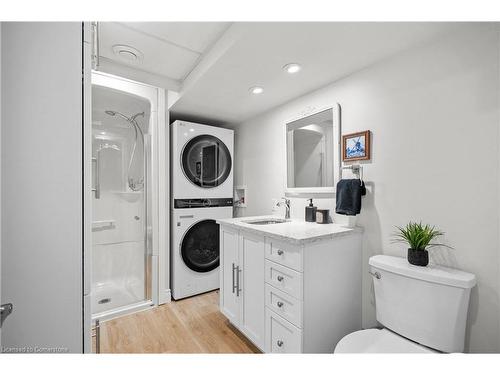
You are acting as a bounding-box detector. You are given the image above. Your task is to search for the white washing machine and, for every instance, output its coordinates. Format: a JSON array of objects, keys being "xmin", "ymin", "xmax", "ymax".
[
  {"xmin": 172, "ymin": 120, "xmax": 234, "ymax": 200},
  {"xmin": 171, "ymin": 201, "xmax": 233, "ymax": 300}
]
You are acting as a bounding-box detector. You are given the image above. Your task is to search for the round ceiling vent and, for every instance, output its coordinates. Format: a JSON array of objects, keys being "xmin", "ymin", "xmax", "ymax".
[{"xmin": 112, "ymin": 45, "xmax": 143, "ymax": 63}]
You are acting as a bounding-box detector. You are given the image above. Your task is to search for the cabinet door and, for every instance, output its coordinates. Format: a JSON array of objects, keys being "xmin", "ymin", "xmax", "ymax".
[
  {"xmin": 219, "ymin": 226, "xmax": 240, "ymax": 324},
  {"xmin": 239, "ymin": 231, "xmax": 265, "ymax": 350}
]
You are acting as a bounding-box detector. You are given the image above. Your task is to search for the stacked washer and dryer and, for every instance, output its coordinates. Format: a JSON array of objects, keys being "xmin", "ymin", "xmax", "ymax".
[{"xmin": 171, "ymin": 120, "xmax": 234, "ymax": 300}]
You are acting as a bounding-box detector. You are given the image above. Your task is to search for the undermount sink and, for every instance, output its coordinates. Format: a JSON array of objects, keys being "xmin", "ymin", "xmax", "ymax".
[{"xmin": 244, "ymin": 218, "xmax": 289, "ymax": 225}]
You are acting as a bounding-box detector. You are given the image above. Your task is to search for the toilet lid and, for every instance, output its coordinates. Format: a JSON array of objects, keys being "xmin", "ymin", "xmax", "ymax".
[{"xmin": 334, "ymin": 328, "xmax": 437, "ymax": 353}]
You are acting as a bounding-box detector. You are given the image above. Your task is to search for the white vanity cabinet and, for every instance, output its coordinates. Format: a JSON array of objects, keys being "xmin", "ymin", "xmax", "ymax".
[
  {"xmin": 219, "ymin": 217, "xmax": 362, "ymax": 353},
  {"xmin": 220, "ymin": 226, "xmax": 266, "ymax": 350}
]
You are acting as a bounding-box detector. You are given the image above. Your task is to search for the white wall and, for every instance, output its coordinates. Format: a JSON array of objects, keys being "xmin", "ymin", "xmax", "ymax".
[{"xmin": 230, "ymin": 24, "xmax": 500, "ymax": 352}]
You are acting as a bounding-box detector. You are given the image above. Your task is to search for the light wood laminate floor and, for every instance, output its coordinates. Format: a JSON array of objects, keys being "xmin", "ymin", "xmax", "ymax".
[{"xmin": 94, "ymin": 290, "xmax": 260, "ymax": 353}]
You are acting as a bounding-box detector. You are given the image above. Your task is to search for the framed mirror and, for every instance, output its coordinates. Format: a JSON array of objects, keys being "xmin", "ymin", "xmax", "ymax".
[{"xmin": 285, "ymin": 105, "xmax": 341, "ymax": 194}]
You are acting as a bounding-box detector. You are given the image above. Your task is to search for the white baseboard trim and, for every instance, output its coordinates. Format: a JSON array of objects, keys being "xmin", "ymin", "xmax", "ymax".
[{"xmin": 159, "ymin": 289, "xmax": 172, "ymax": 305}]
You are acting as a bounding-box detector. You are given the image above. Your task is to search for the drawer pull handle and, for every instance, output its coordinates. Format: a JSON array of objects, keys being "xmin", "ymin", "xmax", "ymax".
[
  {"xmin": 277, "ymin": 275, "xmax": 284, "ymax": 282},
  {"xmin": 277, "ymin": 340, "xmax": 284, "ymax": 347},
  {"xmin": 277, "ymin": 250, "xmax": 284, "ymax": 255},
  {"xmin": 277, "ymin": 301, "xmax": 284, "ymax": 308}
]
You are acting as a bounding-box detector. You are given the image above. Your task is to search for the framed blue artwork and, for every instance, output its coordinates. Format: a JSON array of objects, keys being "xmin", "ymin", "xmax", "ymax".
[{"xmin": 342, "ymin": 130, "xmax": 371, "ymax": 161}]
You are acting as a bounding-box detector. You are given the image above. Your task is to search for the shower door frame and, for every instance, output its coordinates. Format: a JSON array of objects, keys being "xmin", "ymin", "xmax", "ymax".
[{"xmin": 84, "ymin": 71, "xmax": 168, "ymax": 345}]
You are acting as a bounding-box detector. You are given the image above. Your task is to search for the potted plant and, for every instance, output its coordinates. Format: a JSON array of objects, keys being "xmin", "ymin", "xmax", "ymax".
[{"xmin": 392, "ymin": 221, "xmax": 450, "ymax": 266}]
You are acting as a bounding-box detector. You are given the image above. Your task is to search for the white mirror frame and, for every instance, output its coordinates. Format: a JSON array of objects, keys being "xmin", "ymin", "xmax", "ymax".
[{"xmin": 284, "ymin": 103, "xmax": 341, "ymax": 195}]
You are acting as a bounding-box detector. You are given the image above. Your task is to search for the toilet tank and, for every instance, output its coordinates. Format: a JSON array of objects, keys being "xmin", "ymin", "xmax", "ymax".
[{"xmin": 369, "ymin": 255, "xmax": 476, "ymax": 353}]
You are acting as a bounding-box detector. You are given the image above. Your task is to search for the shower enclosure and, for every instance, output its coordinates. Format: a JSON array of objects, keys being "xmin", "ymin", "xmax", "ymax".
[{"xmin": 90, "ymin": 72, "xmax": 163, "ymax": 321}]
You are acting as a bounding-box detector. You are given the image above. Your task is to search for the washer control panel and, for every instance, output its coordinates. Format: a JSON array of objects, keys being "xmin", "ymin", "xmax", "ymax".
[{"xmin": 174, "ymin": 198, "xmax": 233, "ymax": 209}]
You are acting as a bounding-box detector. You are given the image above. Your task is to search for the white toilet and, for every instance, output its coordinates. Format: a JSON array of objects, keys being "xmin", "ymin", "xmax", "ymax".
[{"xmin": 335, "ymin": 255, "xmax": 476, "ymax": 353}]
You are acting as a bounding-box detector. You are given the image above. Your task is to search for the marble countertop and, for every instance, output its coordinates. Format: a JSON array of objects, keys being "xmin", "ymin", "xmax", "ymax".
[{"xmin": 216, "ymin": 215, "xmax": 362, "ymax": 245}]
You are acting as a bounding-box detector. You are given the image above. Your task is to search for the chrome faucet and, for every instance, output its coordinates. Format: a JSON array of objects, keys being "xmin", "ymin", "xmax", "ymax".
[{"xmin": 278, "ymin": 197, "xmax": 291, "ymax": 220}]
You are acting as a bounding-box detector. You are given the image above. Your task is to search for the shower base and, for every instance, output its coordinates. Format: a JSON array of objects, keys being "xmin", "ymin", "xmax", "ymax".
[{"xmin": 91, "ymin": 280, "xmax": 153, "ymax": 322}]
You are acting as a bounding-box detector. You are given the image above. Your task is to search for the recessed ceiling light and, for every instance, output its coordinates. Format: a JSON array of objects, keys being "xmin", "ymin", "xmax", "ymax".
[
  {"xmin": 249, "ymin": 86, "xmax": 264, "ymax": 95},
  {"xmin": 283, "ymin": 63, "xmax": 301, "ymax": 74},
  {"xmin": 112, "ymin": 44, "xmax": 143, "ymax": 63}
]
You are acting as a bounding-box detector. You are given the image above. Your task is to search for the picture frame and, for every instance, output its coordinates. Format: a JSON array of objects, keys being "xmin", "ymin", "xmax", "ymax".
[{"xmin": 342, "ymin": 130, "xmax": 371, "ymax": 161}]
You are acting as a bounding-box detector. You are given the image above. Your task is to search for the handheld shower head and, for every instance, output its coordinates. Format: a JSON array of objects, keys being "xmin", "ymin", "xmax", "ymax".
[
  {"xmin": 105, "ymin": 110, "xmax": 144, "ymax": 122},
  {"xmin": 105, "ymin": 110, "xmax": 131, "ymax": 122},
  {"xmin": 103, "ymin": 108, "xmax": 146, "ymax": 192}
]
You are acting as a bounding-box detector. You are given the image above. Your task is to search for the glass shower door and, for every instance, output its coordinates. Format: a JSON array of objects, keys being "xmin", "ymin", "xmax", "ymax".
[{"xmin": 91, "ymin": 83, "xmax": 151, "ymax": 318}]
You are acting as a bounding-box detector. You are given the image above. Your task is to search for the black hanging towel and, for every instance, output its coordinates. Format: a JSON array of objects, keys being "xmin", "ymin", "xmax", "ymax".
[{"xmin": 336, "ymin": 179, "xmax": 366, "ymax": 216}]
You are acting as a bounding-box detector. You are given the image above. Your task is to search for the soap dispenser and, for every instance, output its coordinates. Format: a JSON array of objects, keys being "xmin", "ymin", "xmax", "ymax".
[{"xmin": 305, "ymin": 199, "xmax": 317, "ymax": 222}]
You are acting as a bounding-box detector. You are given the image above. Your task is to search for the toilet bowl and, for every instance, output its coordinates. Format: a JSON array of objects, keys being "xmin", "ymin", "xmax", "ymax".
[
  {"xmin": 335, "ymin": 328, "xmax": 437, "ymax": 353},
  {"xmin": 334, "ymin": 255, "xmax": 476, "ymax": 354}
]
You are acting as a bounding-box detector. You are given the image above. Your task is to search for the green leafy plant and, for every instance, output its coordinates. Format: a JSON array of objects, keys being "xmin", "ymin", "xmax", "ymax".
[{"xmin": 392, "ymin": 221, "xmax": 451, "ymax": 251}]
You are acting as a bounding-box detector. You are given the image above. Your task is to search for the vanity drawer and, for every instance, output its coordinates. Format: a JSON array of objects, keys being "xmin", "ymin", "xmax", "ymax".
[
  {"xmin": 265, "ymin": 284, "xmax": 302, "ymax": 328},
  {"xmin": 265, "ymin": 239, "xmax": 302, "ymax": 272},
  {"xmin": 265, "ymin": 260, "xmax": 303, "ymax": 300},
  {"xmin": 266, "ymin": 308, "xmax": 302, "ymax": 353}
]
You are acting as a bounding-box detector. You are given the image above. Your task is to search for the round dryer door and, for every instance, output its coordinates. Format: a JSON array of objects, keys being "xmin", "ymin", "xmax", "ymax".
[
  {"xmin": 181, "ymin": 134, "xmax": 231, "ymax": 188},
  {"xmin": 181, "ymin": 219, "xmax": 220, "ymax": 273}
]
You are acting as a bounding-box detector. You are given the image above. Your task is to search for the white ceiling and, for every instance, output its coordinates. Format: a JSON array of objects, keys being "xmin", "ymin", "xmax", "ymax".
[
  {"xmin": 99, "ymin": 22, "xmax": 231, "ymax": 81},
  {"xmin": 99, "ymin": 22, "xmax": 469, "ymax": 125}
]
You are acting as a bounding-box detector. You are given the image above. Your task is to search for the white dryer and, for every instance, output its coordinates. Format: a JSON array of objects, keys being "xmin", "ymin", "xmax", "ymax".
[
  {"xmin": 171, "ymin": 200, "xmax": 233, "ymax": 300},
  {"xmin": 172, "ymin": 120, "xmax": 234, "ymax": 200}
]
